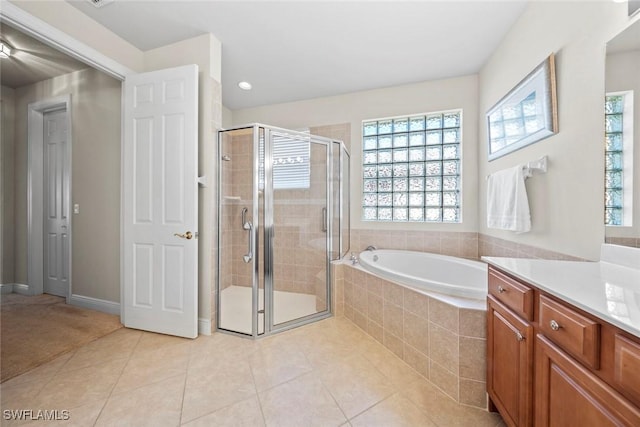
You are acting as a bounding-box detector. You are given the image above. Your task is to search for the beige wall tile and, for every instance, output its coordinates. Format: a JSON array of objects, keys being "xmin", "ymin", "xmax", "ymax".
[
  {"xmin": 383, "ymin": 282, "xmax": 404, "ymax": 307},
  {"xmin": 459, "ymin": 337, "xmax": 486, "ymax": 382},
  {"xmin": 353, "ymin": 309, "xmax": 368, "ymax": 332},
  {"xmin": 353, "ymin": 284, "xmax": 368, "ymax": 315},
  {"xmin": 383, "ymin": 331, "xmax": 404, "ymax": 359},
  {"xmin": 368, "ymin": 320, "xmax": 384, "ymax": 344},
  {"xmin": 429, "ymin": 323, "xmax": 459, "ymax": 374},
  {"xmin": 459, "ymin": 379, "xmax": 487, "ymax": 409},
  {"xmin": 367, "ymin": 293, "xmax": 384, "ymax": 325},
  {"xmin": 403, "ymin": 343, "xmax": 429, "ymax": 378},
  {"xmin": 366, "ymin": 274, "xmax": 384, "ymax": 296},
  {"xmin": 404, "ymin": 288, "xmax": 428, "ymax": 319},
  {"xmin": 459, "ymin": 308, "xmax": 486, "ymax": 338},
  {"xmin": 404, "ymin": 311, "xmax": 429, "ymax": 356},
  {"xmin": 430, "ymin": 360, "xmax": 459, "ymax": 401},
  {"xmin": 429, "ymin": 298, "xmax": 459, "ymax": 333},
  {"xmin": 383, "ymin": 301, "xmax": 403, "ymax": 338}
]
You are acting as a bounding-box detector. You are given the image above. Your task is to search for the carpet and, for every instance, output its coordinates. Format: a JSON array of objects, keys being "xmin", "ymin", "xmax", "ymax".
[{"xmin": 0, "ymin": 293, "xmax": 123, "ymax": 383}]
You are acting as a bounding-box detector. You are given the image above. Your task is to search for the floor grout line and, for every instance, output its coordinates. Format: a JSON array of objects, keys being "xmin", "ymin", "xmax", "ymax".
[{"xmin": 91, "ymin": 330, "xmax": 143, "ymax": 426}]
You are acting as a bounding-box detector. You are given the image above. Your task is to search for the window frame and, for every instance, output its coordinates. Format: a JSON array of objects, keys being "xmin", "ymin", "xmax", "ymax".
[{"xmin": 604, "ymin": 90, "xmax": 634, "ymax": 227}]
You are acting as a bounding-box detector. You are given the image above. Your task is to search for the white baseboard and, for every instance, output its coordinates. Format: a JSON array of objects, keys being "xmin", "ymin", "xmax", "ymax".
[
  {"xmin": 0, "ymin": 283, "xmax": 14, "ymax": 294},
  {"xmin": 70, "ymin": 294, "xmax": 120, "ymax": 316},
  {"xmin": 198, "ymin": 317, "xmax": 212, "ymax": 335},
  {"xmin": 13, "ymin": 284, "xmax": 31, "ymax": 295}
]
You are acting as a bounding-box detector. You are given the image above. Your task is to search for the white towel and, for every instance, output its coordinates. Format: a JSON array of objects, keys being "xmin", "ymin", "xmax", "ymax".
[{"xmin": 487, "ymin": 165, "xmax": 531, "ymax": 233}]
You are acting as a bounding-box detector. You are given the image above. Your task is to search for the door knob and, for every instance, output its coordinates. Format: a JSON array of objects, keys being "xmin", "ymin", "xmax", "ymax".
[{"xmin": 174, "ymin": 231, "xmax": 193, "ymax": 240}]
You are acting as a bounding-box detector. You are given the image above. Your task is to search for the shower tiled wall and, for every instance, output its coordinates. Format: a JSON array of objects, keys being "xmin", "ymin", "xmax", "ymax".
[{"xmin": 219, "ymin": 129, "xmax": 333, "ymax": 312}]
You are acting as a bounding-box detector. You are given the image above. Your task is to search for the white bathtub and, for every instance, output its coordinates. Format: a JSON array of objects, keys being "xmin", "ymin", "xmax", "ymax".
[{"xmin": 357, "ymin": 249, "xmax": 487, "ymax": 301}]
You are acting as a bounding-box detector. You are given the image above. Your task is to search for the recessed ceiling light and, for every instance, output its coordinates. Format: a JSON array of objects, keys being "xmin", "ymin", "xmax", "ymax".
[
  {"xmin": 0, "ymin": 41, "xmax": 12, "ymax": 59},
  {"xmin": 238, "ymin": 81, "xmax": 252, "ymax": 91}
]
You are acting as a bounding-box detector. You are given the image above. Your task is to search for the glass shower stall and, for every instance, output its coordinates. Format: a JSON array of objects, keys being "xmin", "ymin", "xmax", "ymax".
[{"xmin": 217, "ymin": 124, "xmax": 350, "ymax": 337}]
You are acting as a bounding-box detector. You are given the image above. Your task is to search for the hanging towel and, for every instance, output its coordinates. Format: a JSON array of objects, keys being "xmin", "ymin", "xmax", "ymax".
[{"xmin": 487, "ymin": 165, "xmax": 531, "ymax": 233}]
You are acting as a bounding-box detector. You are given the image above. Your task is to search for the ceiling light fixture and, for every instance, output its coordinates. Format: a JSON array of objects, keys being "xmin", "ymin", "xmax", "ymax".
[
  {"xmin": 238, "ymin": 81, "xmax": 252, "ymax": 91},
  {"xmin": 0, "ymin": 41, "xmax": 12, "ymax": 59}
]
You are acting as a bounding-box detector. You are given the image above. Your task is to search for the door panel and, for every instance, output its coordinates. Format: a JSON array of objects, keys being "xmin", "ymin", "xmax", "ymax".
[
  {"xmin": 217, "ymin": 127, "xmax": 257, "ymax": 336},
  {"xmin": 123, "ymin": 64, "xmax": 198, "ymax": 338},
  {"xmin": 43, "ymin": 108, "xmax": 69, "ymax": 298},
  {"xmin": 269, "ymin": 132, "xmax": 330, "ymax": 330}
]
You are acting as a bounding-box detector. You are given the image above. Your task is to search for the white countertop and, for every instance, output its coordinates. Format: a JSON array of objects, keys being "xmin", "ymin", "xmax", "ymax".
[{"xmin": 482, "ymin": 256, "xmax": 640, "ymax": 338}]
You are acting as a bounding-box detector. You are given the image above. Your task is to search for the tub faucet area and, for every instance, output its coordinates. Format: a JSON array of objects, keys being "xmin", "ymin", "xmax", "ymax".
[
  {"xmin": 350, "ymin": 252, "xmax": 359, "ymax": 265},
  {"xmin": 365, "ymin": 245, "xmax": 377, "ymax": 251}
]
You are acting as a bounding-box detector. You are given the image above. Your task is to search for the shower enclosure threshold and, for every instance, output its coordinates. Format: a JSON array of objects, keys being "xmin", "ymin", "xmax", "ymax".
[{"xmin": 219, "ymin": 285, "xmax": 317, "ymax": 335}]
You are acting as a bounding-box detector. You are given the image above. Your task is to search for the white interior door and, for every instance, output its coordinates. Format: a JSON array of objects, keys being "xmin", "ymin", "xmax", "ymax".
[
  {"xmin": 123, "ymin": 64, "xmax": 199, "ymax": 338},
  {"xmin": 43, "ymin": 108, "xmax": 70, "ymax": 298}
]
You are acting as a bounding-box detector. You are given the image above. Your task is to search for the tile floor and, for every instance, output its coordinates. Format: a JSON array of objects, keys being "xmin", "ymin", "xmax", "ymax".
[{"xmin": 1, "ymin": 317, "xmax": 504, "ymax": 426}]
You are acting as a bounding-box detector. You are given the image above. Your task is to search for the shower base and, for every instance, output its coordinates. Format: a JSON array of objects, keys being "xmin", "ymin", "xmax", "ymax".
[{"xmin": 219, "ymin": 285, "xmax": 318, "ymax": 335}]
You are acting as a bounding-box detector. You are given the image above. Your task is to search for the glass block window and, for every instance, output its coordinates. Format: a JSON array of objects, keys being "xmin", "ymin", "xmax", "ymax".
[
  {"xmin": 604, "ymin": 92, "xmax": 634, "ymax": 226},
  {"xmin": 362, "ymin": 111, "xmax": 462, "ymax": 222}
]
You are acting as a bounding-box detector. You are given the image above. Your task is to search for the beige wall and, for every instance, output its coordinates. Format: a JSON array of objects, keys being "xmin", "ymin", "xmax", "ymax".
[
  {"xmin": 605, "ymin": 49, "xmax": 640, "ymax": 242},
  {"xmin": 9, "ymin": 2, "xmax": 223, "ymax": 327},
  {"xmin": 478, "ymin": 1, "xmax": 636, "ymax": 261},
  {"xmin": 232, "ymin": 75, "xmax": 480, "ymax": 234},
  {"xmin": 1, "ymin": 86, "xmax": 16, "ymax": 284},
  {"xmin": 13, "ymin": 68, "xmax": 122, "ymax": 301}
]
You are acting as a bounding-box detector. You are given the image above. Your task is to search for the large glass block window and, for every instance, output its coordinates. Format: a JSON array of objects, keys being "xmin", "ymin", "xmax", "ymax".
[
  {"xmin": 604, "ymin": 92, "xmax": 634, "ymax": 226},
  {"xmin": 362, "ymin": 111, "xmax": 462, "ymax": 222}
]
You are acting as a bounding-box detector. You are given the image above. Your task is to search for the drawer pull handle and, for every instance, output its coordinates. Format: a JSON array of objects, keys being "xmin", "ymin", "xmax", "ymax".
[
  {"xmin": 550, "ymin": 320, "xmax": 561, "ymax": 331},
  {"xmin": 498, "ymin": 286, "xmax": 506, "ymax": 293},
  {"xmin": 515, "ymin": 331, "xmax": 525, "ymax": 342}
]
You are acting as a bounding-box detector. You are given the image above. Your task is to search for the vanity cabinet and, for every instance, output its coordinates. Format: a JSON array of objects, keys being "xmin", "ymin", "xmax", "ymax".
[
  {"xmin": 487, "ymin": 296, "xmax": 534, "ymax": 426},
  {"xmin": 535, "ymin": 335, "xmax": 640, "ymax": 426},
  {"xmin": 487, "ymin": 267, "xmax": 535, "ymax": 426},
  {"xmin": 486, "ymin": 265, "xmax": 640, "ymax": 427}
]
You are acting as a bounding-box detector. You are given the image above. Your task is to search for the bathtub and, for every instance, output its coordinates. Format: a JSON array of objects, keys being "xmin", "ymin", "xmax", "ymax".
[{"xmin": 357, "ymin": 249, "xmax": 487, "ymax": 301}]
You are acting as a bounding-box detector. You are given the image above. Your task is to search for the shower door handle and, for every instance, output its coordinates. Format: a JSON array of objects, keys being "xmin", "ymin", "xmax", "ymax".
[
  {"xmin": 241, "ymin": 207, "xmax": 251, "ymax": 230},
  {"xmin": 322, "ymin": 207, "xmax": 327, "ymax": 232},
  {"xmin": 243, "ymin": 222, "xmax": 253, "ymax": 263}
]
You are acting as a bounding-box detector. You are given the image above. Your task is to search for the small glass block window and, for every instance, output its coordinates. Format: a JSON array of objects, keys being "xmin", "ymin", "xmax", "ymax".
[
  {"xmin": 604, "ymin": 92, "xmax": 634, "ymax": 227},
  {"xmin": 362, "ymin": 110, "xmax": 462, "ymax": 222}
]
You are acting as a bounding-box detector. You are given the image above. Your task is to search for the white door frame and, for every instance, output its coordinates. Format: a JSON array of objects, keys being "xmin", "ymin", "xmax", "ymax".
[
  {"xmin": 27, "ymin": 96, "xmax": 72, "ymax": 298},
  {"xmin": 1, "ymin": 3, "xmax": 131, "ymax": 294}
]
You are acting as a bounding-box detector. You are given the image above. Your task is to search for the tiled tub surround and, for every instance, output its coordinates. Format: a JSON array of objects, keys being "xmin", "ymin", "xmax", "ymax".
[{"xmin": 338, "ymin": 263, "xmax": 488, "ymax": 409}]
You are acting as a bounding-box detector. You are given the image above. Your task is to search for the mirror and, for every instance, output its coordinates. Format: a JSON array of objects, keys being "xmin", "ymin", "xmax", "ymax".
[{"xmin": 605, "ymin": 21, "xmax": 640, "ymax": 247}]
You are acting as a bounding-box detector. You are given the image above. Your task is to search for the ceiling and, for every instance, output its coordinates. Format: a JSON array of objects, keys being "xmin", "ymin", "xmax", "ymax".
[
  {"xmin": 0, "ymin": 23, "xmax": 89, "ymax": 89},
  {"xmin": 67, "ymin": 0, "xmax": 527, "ymax": 110}
]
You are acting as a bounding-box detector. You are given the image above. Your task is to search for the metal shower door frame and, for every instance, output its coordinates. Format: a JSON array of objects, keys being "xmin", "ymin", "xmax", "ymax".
[
  {"xmin": 264, "ymin": 125, "xmax": 334, "ymax": 335},
  {"xmin": 217, "ymin": 123, "xmax": 342, "ymax": 339}
]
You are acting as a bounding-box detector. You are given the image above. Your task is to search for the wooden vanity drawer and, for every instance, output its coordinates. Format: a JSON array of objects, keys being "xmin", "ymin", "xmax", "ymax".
[
  {"xmin": 488, "ymin": 268, "xmax": 534, "ymax": 321},
  {"xmin": 614, "ymin": 334, "xmax": 640, "ymax": 404},
  {"xmin": 539, "ymin": 295, "xmax": 601, "ymax": 369}
]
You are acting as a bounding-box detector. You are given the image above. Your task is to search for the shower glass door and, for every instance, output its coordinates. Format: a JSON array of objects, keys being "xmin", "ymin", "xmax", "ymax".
[
  {"xmin": 265, "ymin": 129, "xmax": 331, "ymax": 331},
  {"xmin": 218, "ymin": 125, "xmax": 337, "ymax": 338},
  {"xmin": 218, "ymin": 126, "xmax": 261, "ymax": 336}
]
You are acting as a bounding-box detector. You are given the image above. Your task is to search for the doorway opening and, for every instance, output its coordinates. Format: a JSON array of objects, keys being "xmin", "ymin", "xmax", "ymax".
[{"xmin": 27, "ymin": 96, "xmax": 72, "ymax": 299}]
